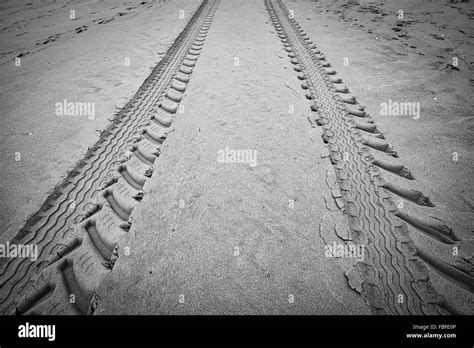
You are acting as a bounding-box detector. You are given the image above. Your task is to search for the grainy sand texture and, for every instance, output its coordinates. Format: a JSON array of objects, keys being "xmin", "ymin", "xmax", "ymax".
[{"xmin": 0, "ymin": 0, "xmax": 472, "ymax": 316}]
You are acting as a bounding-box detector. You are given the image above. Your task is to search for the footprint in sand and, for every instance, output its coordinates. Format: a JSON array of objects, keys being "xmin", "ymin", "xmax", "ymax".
[
  {"xmin": 430, "ymin": 33, "xmax": 445, "ymax": 40},
  {"xmin": 75, "ymin": 25, "xmax": 88, "ymax": 34}
]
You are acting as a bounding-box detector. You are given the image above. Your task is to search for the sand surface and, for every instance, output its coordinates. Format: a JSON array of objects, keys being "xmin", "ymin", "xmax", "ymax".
[
  {"xmin": 0, "ymin": 0, "xmax": 201, "ymax": 242},
  {"xmin": 95, "ymin": 0, "xmax": 372, "ymax": 314},
  {"xmin": 287, "ymin": 0, "xmax": 474, "ymax": 225},
  {"xmin": 286, "ymin": 0, "xmax": 474, "ymax": 313},
  {"xmin": 0, "ymin": 0, "xmax": 472, "ymax": 314}
]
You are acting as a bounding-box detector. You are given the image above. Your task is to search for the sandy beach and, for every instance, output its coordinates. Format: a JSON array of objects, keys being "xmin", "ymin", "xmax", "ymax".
[
  {"xmin": 0, "ymin": 0, "xmax": 200, "ymax": 242},
  {"xmin": 0, "ymin": 0, "xmax": 472, "ymax": 316}
]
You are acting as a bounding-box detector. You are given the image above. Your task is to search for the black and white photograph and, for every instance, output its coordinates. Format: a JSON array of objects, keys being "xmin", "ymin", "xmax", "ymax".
[{"xmin": 0, "ymin": 0, "xmax": 472, "ymax": 346}]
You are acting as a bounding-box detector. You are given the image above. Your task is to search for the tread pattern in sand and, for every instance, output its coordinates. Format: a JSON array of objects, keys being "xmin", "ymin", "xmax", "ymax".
[
  {"xmin": 0, "ymin": 0, "xmax": 221, "ymax": 315},
  {"xmin": 266, "ymin": 0, "xmax": 473, "ymax": 315}
]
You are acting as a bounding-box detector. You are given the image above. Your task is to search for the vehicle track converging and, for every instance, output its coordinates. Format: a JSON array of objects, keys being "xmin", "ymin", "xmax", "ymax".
[
  {"xmin": 266, "ymin": 0, "xmax": 473, "ymax": 315},
  {"xmin": 0, "ymin": 0, "xmax": 221, "ymax": 315},
  {"xmin": 1, "ymin": 0, "xmax": 471, "ymax": 316}
]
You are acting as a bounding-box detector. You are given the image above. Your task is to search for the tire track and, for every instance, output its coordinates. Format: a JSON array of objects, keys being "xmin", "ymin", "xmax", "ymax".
[
  {"xmin": 266, "ymin": 0, "xmax": 471, "ymax": 314},
  {"xmin": 1, "ymin": 31, "xmax": 188, "ymax": 280},
  {"xmin": 0, "ymin": 0, "xmax": 221, "ymax": 314}
]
